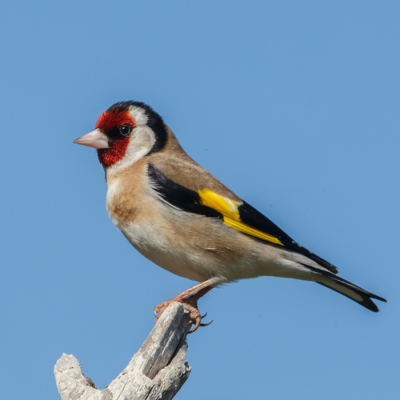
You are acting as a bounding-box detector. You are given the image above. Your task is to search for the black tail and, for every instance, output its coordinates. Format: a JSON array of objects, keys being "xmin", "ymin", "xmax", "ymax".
[{"xmin": 303, "ymin": 265, "xmax": 387, "ymax": 312}]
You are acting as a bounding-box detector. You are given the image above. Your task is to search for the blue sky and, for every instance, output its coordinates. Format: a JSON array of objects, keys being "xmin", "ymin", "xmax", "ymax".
[{"xmin": 1, "ymin": 1, "xmax": 399, "ymax": 399}]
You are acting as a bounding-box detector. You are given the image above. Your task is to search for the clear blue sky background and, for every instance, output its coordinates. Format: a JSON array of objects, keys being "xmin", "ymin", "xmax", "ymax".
[{"xmin": 1, "ymin": 1, "xmax": 399, "ymax": 399}]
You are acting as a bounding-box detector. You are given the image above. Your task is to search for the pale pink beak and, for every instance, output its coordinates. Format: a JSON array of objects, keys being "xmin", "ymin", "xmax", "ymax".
[{"xmin": 73, "ymin": 129, "xmax": 109, "ymax": 149}]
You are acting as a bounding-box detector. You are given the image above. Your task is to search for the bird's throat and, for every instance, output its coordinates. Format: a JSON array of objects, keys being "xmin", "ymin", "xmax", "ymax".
[{"xmin": 97, "ymin": 138, "xmax": 130, "ymax": 167}]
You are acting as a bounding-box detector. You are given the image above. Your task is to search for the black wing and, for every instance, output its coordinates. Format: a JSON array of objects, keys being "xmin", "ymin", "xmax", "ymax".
[
  {"xmin": 148, "ymin": 164, "xmax": 338, "ymax": 274},
  {"xmin": 238, "ymin": 202, "xmax": 338, "ymax": 273}
]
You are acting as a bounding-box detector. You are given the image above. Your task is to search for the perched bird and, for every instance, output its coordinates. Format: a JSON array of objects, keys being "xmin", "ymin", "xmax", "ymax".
[{"xmin": 74, "ymin": 101, "xmax": 386, "ymax": 332}]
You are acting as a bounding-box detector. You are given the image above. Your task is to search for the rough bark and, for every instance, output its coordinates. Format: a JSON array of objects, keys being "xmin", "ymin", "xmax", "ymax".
[{"xmin": 54, "ymin": 303, "xmax": 192, "ymax": 400}]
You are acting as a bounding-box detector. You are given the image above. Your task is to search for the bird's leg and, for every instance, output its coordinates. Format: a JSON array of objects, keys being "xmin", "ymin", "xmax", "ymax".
[{"xmin": 154, "ymin": 279, "xmax": 216, "ymax": 333}]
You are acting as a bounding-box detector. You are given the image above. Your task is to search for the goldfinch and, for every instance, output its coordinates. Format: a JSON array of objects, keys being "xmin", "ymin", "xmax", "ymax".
[{"xmin": 74, "ymin": 101, "xmax": 386, "ymax": 332}]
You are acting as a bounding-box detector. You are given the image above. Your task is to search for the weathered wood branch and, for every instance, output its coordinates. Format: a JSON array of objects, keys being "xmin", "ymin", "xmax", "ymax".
[{"xmin": 54, "ymin": 303, "xmax": 192, "ymax": 400}]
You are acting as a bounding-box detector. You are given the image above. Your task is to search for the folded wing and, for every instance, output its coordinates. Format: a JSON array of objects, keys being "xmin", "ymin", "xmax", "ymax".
[{"xmin": 148, "ymin": 164, "xmax": 338, "ymax": 274}]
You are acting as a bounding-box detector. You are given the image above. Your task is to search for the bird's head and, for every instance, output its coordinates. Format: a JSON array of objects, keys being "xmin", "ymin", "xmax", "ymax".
[{"xmin": 74, "ymin": 101, "xmax": 168, "ymax": 168}]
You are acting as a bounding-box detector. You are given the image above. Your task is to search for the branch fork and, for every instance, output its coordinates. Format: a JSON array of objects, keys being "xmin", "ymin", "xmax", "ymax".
[{"xmin": 54, "ymin": 303, "xmax": 192, "ymax": 400}]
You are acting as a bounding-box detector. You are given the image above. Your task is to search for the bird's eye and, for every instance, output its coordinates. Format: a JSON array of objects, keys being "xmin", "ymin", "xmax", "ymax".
[{"xmin": 119, "ymin": 124, "xmax": 132, "ymax": 137}]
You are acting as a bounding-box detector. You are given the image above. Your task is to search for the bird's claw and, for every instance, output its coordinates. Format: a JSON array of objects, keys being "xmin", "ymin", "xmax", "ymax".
[
  {"xmin": 154, "ymin": 302, "xmax": 168, "ymax": 319},
  {"xmin": 154, "ymin": 299, "xmax": 212, "ymax": 333},
  {"xmin": 188, "ymin": 313, "xmax": 213, "ymax": 334}
]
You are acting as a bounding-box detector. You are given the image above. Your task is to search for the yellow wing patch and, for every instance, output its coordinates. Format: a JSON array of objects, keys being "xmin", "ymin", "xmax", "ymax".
[
  {"xmin": 198, "ymin": 189, "xmax": 283, "ymax": 246},
  {"xmin": 198, "ymin": 189, "xmax": 240, "ymax": 220}
]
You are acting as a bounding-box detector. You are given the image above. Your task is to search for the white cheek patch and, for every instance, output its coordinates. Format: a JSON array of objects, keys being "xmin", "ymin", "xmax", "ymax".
[
  {"xmin": 106, "ymin": 126, "xmax": 156, "ymax": 175},
  {"xmin": 127, "ymin": 126, "xmax": 156, "ymax": 161},
  {"xmin": 129, "ymin": 106, "xmax": 148, "ymax": 126}
]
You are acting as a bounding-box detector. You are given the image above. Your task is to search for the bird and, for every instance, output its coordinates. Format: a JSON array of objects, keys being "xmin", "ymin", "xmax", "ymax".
[{"xmin": 73, "ymin": 101, "xmax": 386, "ymax": 332}]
